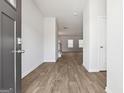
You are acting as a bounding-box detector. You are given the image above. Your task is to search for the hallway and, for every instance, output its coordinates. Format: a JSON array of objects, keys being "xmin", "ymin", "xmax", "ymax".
[{"xmin": 22, "ymin": 53, "xmax": 106, "ymax": 93}]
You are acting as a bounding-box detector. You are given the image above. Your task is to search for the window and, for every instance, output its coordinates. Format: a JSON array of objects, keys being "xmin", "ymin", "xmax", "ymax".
[
  {"xmin": 79, "ymin": 40, "xmax": 83, "ymax": 48},
  {"xmin": 68, "ymin": 40, "xmax": 73, "ymax": 48}
]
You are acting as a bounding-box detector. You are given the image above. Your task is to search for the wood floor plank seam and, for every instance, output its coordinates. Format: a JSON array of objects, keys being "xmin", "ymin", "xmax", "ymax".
[{"xmin": 22, "ymin": 52, "xmax": 106, "ymax": 93}]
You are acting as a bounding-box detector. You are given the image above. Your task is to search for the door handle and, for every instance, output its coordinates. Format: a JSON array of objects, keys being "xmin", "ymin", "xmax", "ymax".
[
  {"xmin": 12, "ymin": 50, "xmax": 25, "ymax": 53},
  {"xmin": 16, "ymin": 50, "xmax": 25, "ymax": 53}
]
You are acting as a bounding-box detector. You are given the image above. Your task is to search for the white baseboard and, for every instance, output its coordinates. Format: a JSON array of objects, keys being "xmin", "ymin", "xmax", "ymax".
[
  {"xmin": 22, "ymin": 64, "xmax": 41, "ymax": 78},
  {"xmin": 82, "ymin": 64, "xmax": 100, "ymax": 72},
  {"xmin": 22, "ymin": 60, "xmax": 57, "ymax": 78},
  {"xmin": 22, "ymin": 69, "xmax": 31, "ymax": 79},
  {"xmin": 88, "ymin": 69, "xmax": 100, "ymax": 72},
  {"xmin": 106, "ymin": 87, "xmax": 112, "ymax": 93},
  {"xmin": 22, "ymin": 61, "xmax": 44, "ymax": 78},
  {"xmin": 44, "ymin": 59, "xmax": 56, "ymax": 62},
  {"xmin": 88, "ymin": 68, "xmax": 106, "ymax": 72},
  {"xmin": 105, "ymin": 86, "xmax": 107, "ymax": 92},
  {"xmin": 99, "ymin": 68, "xmax": 107, "ymax": 71}
]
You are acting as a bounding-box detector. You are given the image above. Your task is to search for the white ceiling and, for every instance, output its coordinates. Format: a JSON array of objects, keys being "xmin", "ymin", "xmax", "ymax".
[{"xmin": 34, "ymin": 0, "xmax": 84, "ymax": 35}]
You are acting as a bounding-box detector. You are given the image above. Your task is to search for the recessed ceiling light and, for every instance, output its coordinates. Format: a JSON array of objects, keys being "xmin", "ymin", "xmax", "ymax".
[{"xmin": 73, "ymin": 12, "xmax": 78, "ymax": 16}]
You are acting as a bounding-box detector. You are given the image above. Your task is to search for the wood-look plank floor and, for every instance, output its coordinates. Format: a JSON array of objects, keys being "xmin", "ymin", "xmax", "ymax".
[{"xmin": 22, "ymin": 52, "xmax": 106, "ymax": 93}]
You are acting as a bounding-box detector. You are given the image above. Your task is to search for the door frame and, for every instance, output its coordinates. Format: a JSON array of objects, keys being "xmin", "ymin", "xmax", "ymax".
[{"xmin": 15, "ymin": 0, "xmax": 22, "ymax": 93}]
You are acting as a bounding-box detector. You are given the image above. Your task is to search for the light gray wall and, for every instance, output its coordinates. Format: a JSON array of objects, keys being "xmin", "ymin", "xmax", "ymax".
[
  {"xmin": 22, "ymin": 0, "xmax": 44, "ymax": 78},
  {"xmin": 59, "ymin": 35, "xmax": 83, "ymax": 52},
  {"xmin": 44, "ymin": 17, "xmax": 58, "ymax": 62},
  {"xmin": 83, "ymin": 0, "xmax": 90, "ymax": 70},
  {"xmin": 107, "ymin": 0, "xmax": 123, "ymax": 92},
  {"xmin": 83, "ymin": 0, "xmax": 106, "ymax": 72}
]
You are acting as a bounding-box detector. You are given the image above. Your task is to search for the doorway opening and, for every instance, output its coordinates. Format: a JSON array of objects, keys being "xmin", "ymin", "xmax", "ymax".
[{"xmin": 21, "ymin": 0, "xmax": 107, "ymax": 93}]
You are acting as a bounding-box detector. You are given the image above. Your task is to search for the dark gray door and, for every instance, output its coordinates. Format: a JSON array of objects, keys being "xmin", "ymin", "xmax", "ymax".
[{"xmin": 0, "ymin": 0, "xmax": 21, "ymax": 93}]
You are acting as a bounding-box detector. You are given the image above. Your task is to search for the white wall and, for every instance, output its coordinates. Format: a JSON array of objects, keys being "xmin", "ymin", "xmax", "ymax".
[
  {"xmin": 83, "ymin": 0, "xmax": 90, "ymax": 70},
  {"xmin": 107, "ymin": 0, "xmax": 123, "ymax": 92},
  {"xmin": 83, "ymin": 0, "xmax": 106, "ymax": 72},
  {"xmin": 44, "ymin": 17, "xmax": 58, "ymax": 62},
  {"xmin": 22, "ymin": 0, "xmax": 44, "ymax": 78}
]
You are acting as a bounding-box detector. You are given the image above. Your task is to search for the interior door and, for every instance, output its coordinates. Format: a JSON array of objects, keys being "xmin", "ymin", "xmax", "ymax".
[
  {"xmin": 0, "ymin": 0, "xmax": 21, "ymax": 93},
  {"xmin": 97, "ymin": 16, "xmax": 107, "ymax": 71}
]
